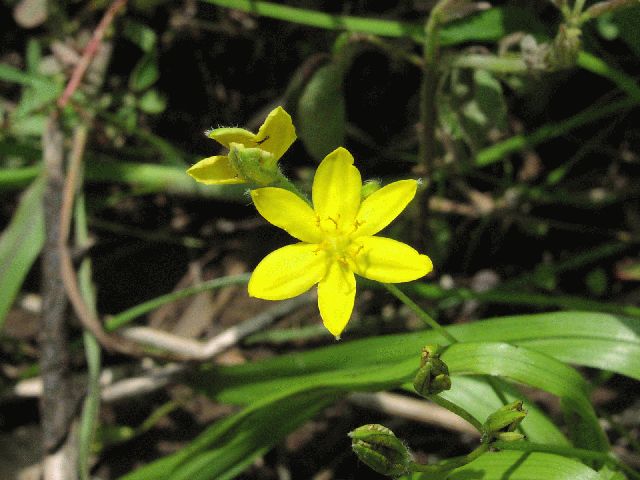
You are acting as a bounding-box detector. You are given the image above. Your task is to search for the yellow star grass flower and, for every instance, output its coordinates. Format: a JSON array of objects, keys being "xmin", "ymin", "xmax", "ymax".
[
  {"xmin": 248, "ymin": 147, "xmax": 433, "ymax": 338},
  {"xmin": 187, "ymin": 106, "xmax": 296, "ymax": 185}
]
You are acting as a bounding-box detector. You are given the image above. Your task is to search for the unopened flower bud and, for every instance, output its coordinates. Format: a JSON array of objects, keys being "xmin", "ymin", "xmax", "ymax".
[
  {"xmin": 349, "ymin": 424, "xmax": 411, "ymax": 477},
  {"xmin": 482, "ymin": 400, "xmax": 527, "ymax": 443},
  {"xmin": 413, "ymin": 345, "xmax": 451, "ymax": 397},
  {"xmin": 228, "ymin": 143, "xmax": 279, "ymax": 186}
]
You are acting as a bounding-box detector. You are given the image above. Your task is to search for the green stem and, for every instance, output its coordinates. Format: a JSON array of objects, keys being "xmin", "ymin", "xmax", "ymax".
[
  {"xmin": 384, "ymin": 283, "xmax": 457, "ymax": 343},
  {"xmin": 475, "ymin": 97, "xmax": 637, "ymax": 167},
  {"xmin": 273, "ymin": 172, "xmax": 311, "ymax": 205},
  {"xmin": 105, "ymin": 273, "xmax": 251, "ymax": 330},
  {"xmin": 572, "ymin": 0, "xmax": 587, "ymax": 17},
  {"xmin": 202, "ymin": 0, "xmax": 424, "ymax": 42},
  {"xmin": 577, "ymin": 52, "xmax": 640, "ymax": 102},
  {"xmin": 418, "ymin": 0, "xmax": 453, "ymax": 175},
  {"xmin": 72, "ymin": 128, "xmax": 102, "ymax": 480},
  {"xmin": 430, "ymin": 394, "xmax": 483, "ymax": 432},
  {"xmin": 410, "ymin": 442, "xmax": 489, "ymax": 473}
]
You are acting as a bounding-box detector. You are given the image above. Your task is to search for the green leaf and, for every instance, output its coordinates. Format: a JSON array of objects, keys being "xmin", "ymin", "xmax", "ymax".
[
  {"xmin": 473, "ymin": 69, "xmax": 507, "ymax": 131},
  {"xmin": 118, "ymin": 390, "xmax": 336, "ymax": 480},
  {"xmin": 129, "ymin": 50, "xmax": 160, "ymax": 92},
  {"xmin": 439, "ymin": 7, "xmax": 547, "ymax": 47},
  {"xmin": 0, "ymin": 63, "xmax": 51, "ymax": 87},
  {"xmin": 137, "ymin": 89, "xmax": 167, "ymax": 114},
  {"xmin": 125, "ymin": 311, "xmax": 637, "ymax": 478},
  {"xmin": 408, "ymin": 451, "xmax": 603, "ymax": 480},
  {"xmin": 296, "ymin": 63, "xmax": 346, "ymax": 161},
  {"xmin": 193, "ymin": 312, "xmax": 640, "ymax": 406},
  {"xmin": 25, "ymin": 38, "xmax": 42, "ymax": 73},
  {"xmin": 122, "ymin": 19, "xmax": 157, "ymax": 52},
  {"xmin": 0, "ymin": 176, "xmax": 45, "ymax": 329}
]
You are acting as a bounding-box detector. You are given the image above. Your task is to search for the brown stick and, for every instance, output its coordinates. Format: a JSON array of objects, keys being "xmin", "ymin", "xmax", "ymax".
[
  {"xmin": 41, "ymin": 115, "xmax": 79, "ymax": 479},
  {"xmin": 57, "ymin": 0, "xmax": 128, "ymax": 108},
  {"xmin": 57, "ymin": 126, "xmax": 187, "ymax": 359}
]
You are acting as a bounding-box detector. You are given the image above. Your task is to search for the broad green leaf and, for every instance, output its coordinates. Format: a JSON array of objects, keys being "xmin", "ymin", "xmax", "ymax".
[
  {"xmin": 128, "ymin": 311, "xmax": 636, "ymax": 478},
  {"xmin": 119, "ymin": 389, "xmax": 336, "ymax": 480},
  {"xmin": 0, "ymin": 177, "xmax": 45, "ymax": 329},
  {"xmin": 192, "ymin": 312, "xmax": 640, "ymax": 405},
  {"xmin": 408, "ymin": 451, "xmax": 603, "ymax": 480},
  {"xmin": 296, "ymin": 63, "xmax": 346, "ymax": 161}
]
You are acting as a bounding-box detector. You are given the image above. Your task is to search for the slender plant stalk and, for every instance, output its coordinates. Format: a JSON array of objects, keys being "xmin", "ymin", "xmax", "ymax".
[
  {"xmin": 411, "ymin": 443, "xmax": 489, "ymax": 473},
  {"xmin": 384, "ymin": 283, "xmax": 457, "ymax": 343},
  {"xmin": 475, "ymin": 97, "xmax": 637, "ymax": 167},
  {"xmin": 73, "ymin": 133, "xmax": 102, "ymax": 480},
  {"xmin": 430, "ymin": 394, "xmax": 483, "ymax": 431},
  {"xmin": 202, "ymin": 0, "xmax": 423, "ymax": 42},
  {"xmin": 105, "ymin": 273, "xmax": 251, "ymax": 330}
]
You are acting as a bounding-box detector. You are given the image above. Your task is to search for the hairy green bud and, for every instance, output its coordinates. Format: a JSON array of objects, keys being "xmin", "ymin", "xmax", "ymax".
[
  {"xmin": 349, "ymin": 424, "xmax": 411, "ymax": 477},
  {"xmin": 228, "ymin": 143, "xmax": 279, "ymax": 186}
]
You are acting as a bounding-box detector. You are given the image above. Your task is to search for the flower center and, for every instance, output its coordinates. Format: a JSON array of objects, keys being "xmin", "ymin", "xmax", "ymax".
[{"xmin": 316, "ymin": 215, "xmax": 362, "ymax": 265}]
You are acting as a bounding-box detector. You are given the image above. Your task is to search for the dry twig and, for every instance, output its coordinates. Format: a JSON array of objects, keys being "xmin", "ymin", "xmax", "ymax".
[{"xmin": 57, "ymin": 0, "xmax": 128, "ymax": 108}]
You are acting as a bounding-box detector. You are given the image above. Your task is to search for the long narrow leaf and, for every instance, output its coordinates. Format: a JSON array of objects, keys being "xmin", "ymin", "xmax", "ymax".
[{"xmin": 0, "ymin": 176, "xmax": 45, "ymax": 329}]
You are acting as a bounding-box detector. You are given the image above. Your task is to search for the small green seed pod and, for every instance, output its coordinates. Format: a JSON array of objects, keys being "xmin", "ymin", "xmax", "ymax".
[
  {"xmin": 349, "ymin": 424, "xmax": 411, "ymax": 477},
  {"xmin": 482, "ymin": 400, "xmax": 527, "ymax": 443},
  {"xmin": 413, "ymin": 345, "xmax": 451, "ymax": 397}
]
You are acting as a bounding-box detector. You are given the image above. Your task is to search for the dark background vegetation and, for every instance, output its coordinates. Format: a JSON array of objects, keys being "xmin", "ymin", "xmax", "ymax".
[{"xmin": 1, "ymin": 0, "xmax": 639, "ymax": 478}]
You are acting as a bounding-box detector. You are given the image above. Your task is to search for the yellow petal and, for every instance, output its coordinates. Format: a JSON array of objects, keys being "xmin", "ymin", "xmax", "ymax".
[
  {"xmin": 351, "ymin": 236, "xmax": 433, "ymax": 283},
  {"xmin": 186, "ymin": 156, "xmax": 245, "ymax": 185},
  {"xmin": 249, "ymin": 243, "xmax": 327, "ymax": 300},
  {"xmin": 207, "ymin": 127, "xmax": 256, "ymax": 149},
  {"xmin": 254, "ymin": 106, "xmax": 297, "ymax": 160},
  {"xmin": 355, "ymin": 180, "xmax": 418, "ymax": 237},
  {"xmin": 317, "ymin": 261, "xmax": 356, "ymax": 338},
  {"xmin": 312, "ymin": 147, "xmax": 362, "ymax": 228},
  {"xmin": 251, "ymin": 188, "xmax": 323, "ymax": 243}
]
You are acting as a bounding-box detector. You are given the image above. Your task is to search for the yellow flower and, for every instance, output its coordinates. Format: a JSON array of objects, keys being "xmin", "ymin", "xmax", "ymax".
[
  {"xmin": 187, "ymin": 106, "xmax": 296, "ymax": 185},
  {"xmin": 248, "ymin": 147, "xmax": 433, "ymax": 338}
]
